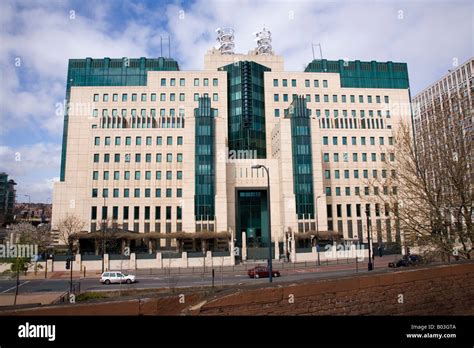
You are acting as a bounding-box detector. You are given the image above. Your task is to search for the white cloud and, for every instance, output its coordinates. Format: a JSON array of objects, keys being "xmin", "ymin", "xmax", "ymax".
[{"xmin": 0, "ymin": 143, "xmax": 61, "ymax": 202}]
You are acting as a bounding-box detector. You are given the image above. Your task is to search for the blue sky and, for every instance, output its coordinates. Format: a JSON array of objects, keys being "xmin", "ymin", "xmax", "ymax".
[{"xmin": 0, "ymin": 0, "xmax": 472, "ymax": 202}]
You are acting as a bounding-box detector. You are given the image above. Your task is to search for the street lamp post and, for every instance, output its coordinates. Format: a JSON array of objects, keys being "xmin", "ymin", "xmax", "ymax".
[
  {"xmin": 315, "ymin": 195, "xmax": 324, "ymax": 266},
  {"xmin": 252, "ymin": 165, "xmax": 273, "ymax": 283},
  {"xmin": 101, "ymin": 197, "xmax": 106, "ymax": 273},
  {"xmin": 366, "ymin": 208, "xmax": 373, "ymax": 271}
]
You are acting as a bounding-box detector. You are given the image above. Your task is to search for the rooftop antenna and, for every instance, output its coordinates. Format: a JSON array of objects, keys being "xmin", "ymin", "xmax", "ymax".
[
  {"xmin": 254, "ymin": 26, "xmax": 272, "ymax": 55},
  {"xmin": 215, "ymin": 27, "xmax": 235, "ymax": 55},
  {"xmin": 160, "ymin": 35, "xmax": 172, "ymax": 58},
  {"xmin": 312, "ymin": 43, "xmax": 323, "ymax": 60}
]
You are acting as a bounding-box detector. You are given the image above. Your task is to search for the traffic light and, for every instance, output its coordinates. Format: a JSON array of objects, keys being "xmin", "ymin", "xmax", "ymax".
[{"xmin": 65, "ymin": 258, "xmax": 71, "ymax": 270}]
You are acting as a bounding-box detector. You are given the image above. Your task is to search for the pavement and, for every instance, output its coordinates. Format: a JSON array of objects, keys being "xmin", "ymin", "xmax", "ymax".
[{"xmin": 0, "ymin": 254, "xmax": 401, "ymax": 308}]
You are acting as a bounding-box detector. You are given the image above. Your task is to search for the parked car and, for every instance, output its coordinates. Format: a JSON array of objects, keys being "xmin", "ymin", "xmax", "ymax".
[
  {"xmin": 100, "ymin": 271, "xmax": 136, "ymax": 284},
  {"xmin": 388, "ymin": 254, "xmax": 423, "ymax": 268},
  {"xmin": 248, "ymin": 266, "xmax": 280, "ymax": 279}
]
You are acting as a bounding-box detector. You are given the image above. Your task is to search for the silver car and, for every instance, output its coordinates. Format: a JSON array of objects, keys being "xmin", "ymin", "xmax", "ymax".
[{"xmin": 100, "ymin": 271, "xmax": 136, "ymax": 284}]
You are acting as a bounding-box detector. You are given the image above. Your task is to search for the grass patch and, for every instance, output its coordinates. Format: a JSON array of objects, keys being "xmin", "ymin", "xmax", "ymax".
[{"xmin": 76, "ymin": 292, "xmax": 108, "ymax": 302}]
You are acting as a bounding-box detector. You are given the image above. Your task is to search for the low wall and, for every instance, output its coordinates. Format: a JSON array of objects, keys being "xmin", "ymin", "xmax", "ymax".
[
  {"xmin": 196, "ymin": 262, "xmax": 474, "ymax": 315},
  {"xmin": 293, "ymin": 245, "xmax": 369, "ymax": 263},
  {"xmin": 0, "ymin": 251, "xmax": 235, "ymax": 273}
]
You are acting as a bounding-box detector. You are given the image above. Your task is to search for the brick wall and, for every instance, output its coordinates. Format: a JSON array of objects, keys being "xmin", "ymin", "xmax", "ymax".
[{"xmin": 195, "ymin": 263, "xmax": 474, "ymax": 315}]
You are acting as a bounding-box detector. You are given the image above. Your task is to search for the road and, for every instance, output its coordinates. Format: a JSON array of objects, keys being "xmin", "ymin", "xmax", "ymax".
[{"xmin": 0, "ymin": 258, "xmax": 396, "ymax": 296}]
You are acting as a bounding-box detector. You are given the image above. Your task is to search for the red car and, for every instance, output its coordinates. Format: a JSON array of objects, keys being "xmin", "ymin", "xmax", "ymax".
[{"xmin": 248, "ymin": 266, "xmax": 280, "ymax": 279}]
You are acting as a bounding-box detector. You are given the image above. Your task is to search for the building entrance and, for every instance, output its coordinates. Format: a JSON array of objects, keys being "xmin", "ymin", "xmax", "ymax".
[{"xmin": 236, "ymin": 190, "xmax": 269, "ymax": 254}]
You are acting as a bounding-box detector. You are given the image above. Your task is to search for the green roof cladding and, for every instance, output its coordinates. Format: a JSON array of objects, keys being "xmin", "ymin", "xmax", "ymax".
[
  {"xmin": 304, "ymin": 59, "xmax": 409, "ymax": 89},
  {"xmin": 60, "ymin": 57, "xmax": 180, "ymax": 181}
]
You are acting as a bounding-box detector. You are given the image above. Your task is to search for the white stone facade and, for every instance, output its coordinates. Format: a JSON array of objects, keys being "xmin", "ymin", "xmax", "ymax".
[{"xmin": 52, "ymin": 50, "xmax": 411, "ymax": 252}]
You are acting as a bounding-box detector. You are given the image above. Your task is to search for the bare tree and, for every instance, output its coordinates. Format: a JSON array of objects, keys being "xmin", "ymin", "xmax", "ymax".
[
  {"xmin": 57, "ymin": 214, "xmax": 86, "ymax": 253},
  {"xmin": 12, "ymin": 223, "xmax": 53, "ymax": 254},
  {"xmin": 364, "ymin": 119, "xmax": 472, "ymax": 260}
]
